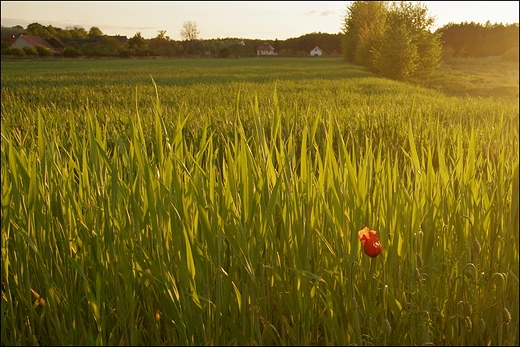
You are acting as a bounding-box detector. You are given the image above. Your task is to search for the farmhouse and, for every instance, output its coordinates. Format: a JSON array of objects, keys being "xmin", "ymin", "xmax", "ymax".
[
  {"xmin": 310, "ymin": 46, "xmax": 323, "ymax": 56},
  {"xmin": 46, "ymin": 36, "xmax": 67, "ymax": 53},
  {"xmin": 11, "ymin": 35, "xmax": 54, "ymax": 52},
  {"xmin": 256, "ymin": 42, "xmax": 277, "ymax": 56}
]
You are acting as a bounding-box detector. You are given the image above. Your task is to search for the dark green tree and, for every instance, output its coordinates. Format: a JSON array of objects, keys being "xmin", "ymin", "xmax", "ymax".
[
  {"xmin": 376, "ymin": 22, "xmax": 418, "ymax": 80},
  {"xmin": 127, "ymin": 32, "xmax": 148, "ymax": 50},
  {"xmin": 36, "ymin": 45, "xmax": 51, "ymax": 56},
  {"xmin": 380, "ymin": 1, "xmax": 441, "ymax": 80},
  {"xmin": 436, "ymin": 21, "xmax": 519, "ymax": 57},
  {"xmin": 88, "ymin": 26, "xmax": 103, "ymax": 38},
  {"xmin": 26, "ymin": 22, "xmax": 53, "ymax": 38},
  {"xmin": 1, "ymin": 26, "xmax": 26, "ymax": 40},
  {"xmin": 66, "ymin": 26, "xmax": 88, "ymax": 39},
  {"xmin": 63, "ymin": 46, "xmax": 81, "ymax": 58},
  {"xmin": 219, "ymin": 46, "xmax": 231, "ymax": 58},
  {"xmin": 343, "ymin": 1, "xmax": 441, "ymax": 81},
  {"xmin": 341, "ymin": 1, "xmax": 388, "ymax": 67}
]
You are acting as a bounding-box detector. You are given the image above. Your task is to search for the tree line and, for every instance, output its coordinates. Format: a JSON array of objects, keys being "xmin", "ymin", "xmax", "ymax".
[
  {"xmin": 436, "ymin": 21, "xmax": 518, "ymax": 58},
  {"xmin": 2, "ymin": 4, "xmax": 517, "ymax": 65},
  {"xmin": 341, "ymin": 1, "xmax": 518, "ymax": 81},
  {"xmin": 342, "ymin": 1, "xmax": 442, "ymax": 81},
  {"xmin": 1, "ymin": 21, "xmax": 342, "ymax": 58}
]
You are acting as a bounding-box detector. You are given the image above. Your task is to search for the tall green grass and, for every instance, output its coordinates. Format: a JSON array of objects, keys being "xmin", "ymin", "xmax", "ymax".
[{"xmin": 1, "ymin": 58, "xmax": 518, "ymax": 345}]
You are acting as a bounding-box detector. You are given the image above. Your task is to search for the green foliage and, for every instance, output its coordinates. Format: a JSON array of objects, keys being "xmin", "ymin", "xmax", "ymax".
[
  {"xmin": 35, "ymin": 45, "xmax": 51, "ymax": 56},
  {"xmin": 1, "ymin": 41, "xmax": 11, "ymax": 50},
  {"xmin": 343, "ymin": 1, "xmax": 442, "ymax": 81},
  {"xmin": 62, "ymin": 45, "xmax": 81, "ymax": 58},
  {"xmin": 8, "ymin": 46, "xmax": 25, "ymax": 56},
  {"xmin": 80, "ymin": 37, "xmax": 120, "ymax": 57},
  {"xmin": 119, "ymin": 48, "xmax": 135, "ymax": 58},
  {"xmin": 1, "ymin": 58, "xmax": 518, "ymax": 346},
  {"xmin": 376, "ymin": 23, "xmax": 418, "ymax": 80},
  {"xmin": 127, "ymin": 32, "xmax": 148, "ymax": 50},
  {"xmin": 441, "ymin": 46, "xmax": 455, "ymax": 61},
  {"xmin": 87, "ymin": 26, "xmax": 103, "ymax": 38},
  {"xmin": 219, "ymin": 46, "xmax": 231, "ymax": 58},
  {"xmin": 342, "ymin": 1, "xmax": 387, "ymax": 65},
  {"xmin": 68, "ymin": 25, "xmax": 88, "ymax": 39},
  {"xmin": 1, "ymin": 25, "xmax": 26, "ymax": 40},
  {"xmin": 278, "ymin": 48, "xmax": 293, "ymax": 57},
  {"xmin": 501, "ymin": 46, "xmax": 519, "ymax": 62},
  {"xmin": 437, "ymin": 22, "xmax": 519, "ymax": 57},
  {"xmin": 22, "ymin": 46, "xmax": 38, "ymax": 56}
]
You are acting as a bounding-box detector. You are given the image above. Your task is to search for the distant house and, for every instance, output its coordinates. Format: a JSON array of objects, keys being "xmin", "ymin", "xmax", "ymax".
[
  {"xmin": 46, "ymin": 36, "xmax": 67, "ymax": 53},
  {"xmin": 310, "ymin": 46, "xmax": 323, "ymax": 56},
  {"xmin": 256, "ymin": 42, "xmax": 277, "ymax": 56},
  {"xmin": 11, "ymin": 35, "xmax": 54, "ymax": 52}
]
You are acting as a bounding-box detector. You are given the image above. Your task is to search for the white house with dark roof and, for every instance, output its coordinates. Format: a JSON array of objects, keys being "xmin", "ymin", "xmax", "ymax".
[
  {"xmin": 310, "ymin": 46, "xmax": 323, "ymax": 56},
  {"xmin": 256, "ymin": 42, "xmax": 277, "ymax": 56}
]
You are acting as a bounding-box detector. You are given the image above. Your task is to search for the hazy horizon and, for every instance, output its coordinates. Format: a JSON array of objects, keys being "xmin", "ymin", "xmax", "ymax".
[{"xmin": 1, "ymin": 1, "xmax": 518, "ymax": 41}]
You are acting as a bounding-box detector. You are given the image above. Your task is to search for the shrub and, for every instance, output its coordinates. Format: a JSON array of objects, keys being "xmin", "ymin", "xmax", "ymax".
[
  {"xmin": 219, "ymin": 46, "xmax": 231, "ymax": 58},
  {"xmin": 136, "ymin": 48, "xmax": 151, "ymax": 57},
  {"xmin": 1, "ymin": 41, "xmax": 12, "ymax": 50},
  {"xmin": 10, "ymin": 47, "xmax": 26, "ymax": 57},
  {"xmin": 63, "ymin": 46, "xmax": 81, "ymax": 58},
  {"xmin": 441, "ymin": 46, "xmax": 455, "ymax": 61},
  {"xmin": 36, "ymin": 45, "xmax": 51, "ymax": 57},
  {"xmin": 119, "ymin": 49, "xmax": 135, "ymax": 58},
  {"xmin": 376, "ymin": 24, "xmax": 418, "ymax": 80},
  {"xmin": 23, "ymin": 46, "xmax": 38, "ymax": 56},
  {"xmin": 501, "ymin": 47, "xmax": 519, "ymax": 62}
]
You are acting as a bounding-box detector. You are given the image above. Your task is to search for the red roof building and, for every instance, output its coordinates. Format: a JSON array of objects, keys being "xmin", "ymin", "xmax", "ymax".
[
  {"xmin": 11, "ymin": 35, "xmax": 56, "ymax": 52},
  {"xmin": 46, "ymin": 36, "xmax": 67, "ymax": 53}
]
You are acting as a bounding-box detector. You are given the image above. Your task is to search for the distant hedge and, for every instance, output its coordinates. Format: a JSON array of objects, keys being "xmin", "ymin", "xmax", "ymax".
[{"xmin": 501, "ymin": 46, "xmax": 519, "ymax": 61}]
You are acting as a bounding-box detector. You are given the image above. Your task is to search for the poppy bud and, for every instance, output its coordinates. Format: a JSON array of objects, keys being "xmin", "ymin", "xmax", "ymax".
[
  {"xmin": 383, "ymin": 319, "xmax": 392, "ymax": 335},
  {"xmin": 358, "ymin": 227, "xmax": 382, "ymax": 258}
]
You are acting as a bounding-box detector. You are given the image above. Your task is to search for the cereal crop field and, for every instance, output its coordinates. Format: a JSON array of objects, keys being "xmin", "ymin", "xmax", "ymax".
[{"xmin": 1, "ymin": 57, "xmax": 518, "ymax": 345}]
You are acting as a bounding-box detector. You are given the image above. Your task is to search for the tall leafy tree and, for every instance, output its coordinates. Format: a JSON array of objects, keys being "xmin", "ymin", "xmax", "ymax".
[
  {"xmin": 88, "ymin": 26, "xmax": 103, "ymax": 38},
  {"xmin": 343, "ymin": 1, "xmax": 441, "ymax": 81},
  {"xmin": 66, "ymin": 25, "xmax": 88, "ymax": 39},
  {"xmin": 376, "ymin": 22, "xmax": 418, "ymax": 80},
  {"xmin": 380, "ymin": 1, "xmax": 441, "ymax": 80},
  {"xmin": 26, "ymin": 22, "xmax": 52, "ymax": 38},
  {"xmin": 341, "ymin": 1, "xmax": 388, "ymax": 68},
  {"xmin": 127, "ymin": 32, "xmax": 148, "ymax": 50}
]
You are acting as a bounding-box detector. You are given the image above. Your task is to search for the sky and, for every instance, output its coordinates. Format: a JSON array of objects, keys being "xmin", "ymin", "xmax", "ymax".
[{"xmin": 1, "ymin": 1, "xmax": 519, "ymax": 41}]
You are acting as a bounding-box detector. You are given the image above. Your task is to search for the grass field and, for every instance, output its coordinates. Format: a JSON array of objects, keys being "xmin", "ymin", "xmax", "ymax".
[
  {"xmin": 418, "ymin": 55, "xmax": 519, "ymax": 100},
  {"xmin": 1, "ymin": 57, "xmax": 519, "ymax": 345}
]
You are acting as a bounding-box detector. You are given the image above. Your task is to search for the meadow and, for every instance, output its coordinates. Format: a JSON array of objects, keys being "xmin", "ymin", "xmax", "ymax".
[{"xmin": 1, "ymin": 57, "xmax": 518, "ymax": 345}]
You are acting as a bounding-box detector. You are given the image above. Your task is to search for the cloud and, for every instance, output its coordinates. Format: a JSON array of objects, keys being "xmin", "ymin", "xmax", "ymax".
[{"xmin": 304, "ymin": 10, "xmax": 337, "ymax": 17}]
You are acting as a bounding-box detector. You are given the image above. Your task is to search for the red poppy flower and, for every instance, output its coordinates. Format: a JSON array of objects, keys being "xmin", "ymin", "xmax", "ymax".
[{"xmin": 358, "ymin": 227, "xmax": 382, "ymax": 258}]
